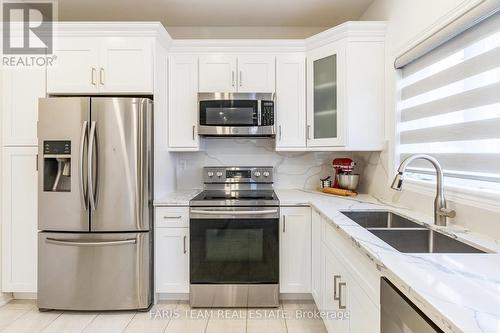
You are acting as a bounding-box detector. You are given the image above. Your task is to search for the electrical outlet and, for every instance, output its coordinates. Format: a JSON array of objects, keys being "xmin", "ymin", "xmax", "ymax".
[{"xmin": 178, "ymin": 159, "xmax": 187, "ymax": 170}]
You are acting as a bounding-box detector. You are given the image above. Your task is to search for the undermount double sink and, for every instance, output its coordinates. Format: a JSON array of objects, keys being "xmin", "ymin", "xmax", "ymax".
[{"xmin": 341, "ymin": 211, "xmax": 487, "ymax": 254}]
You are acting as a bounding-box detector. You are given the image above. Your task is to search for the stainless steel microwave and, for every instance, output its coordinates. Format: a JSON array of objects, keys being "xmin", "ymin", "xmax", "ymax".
[{"xmin": 198, "ymin": 93, "xmax": 275, "ymax": 137}]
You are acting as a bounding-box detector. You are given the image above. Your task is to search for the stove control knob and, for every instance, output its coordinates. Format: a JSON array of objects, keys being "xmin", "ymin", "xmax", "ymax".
[
  {"xmin": 216, "ymin": 171, "xmax": 223, "ymax": 178},
  {"xmin": 207, "ymin": 171, "xmax": 214, "ymax": 178},
  {"xmin": 263, "ymin": 171, "xmax": 270, "ymax": 178},
  {"xmin": 254, "ymin": 171, "xmax": 261, "ymax": 177}
]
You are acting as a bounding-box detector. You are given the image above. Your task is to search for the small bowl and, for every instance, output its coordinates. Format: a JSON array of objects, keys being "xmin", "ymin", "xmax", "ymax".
[{"xmin": 336, "ymin": 174, "xmax": 360, "ymax": 191}]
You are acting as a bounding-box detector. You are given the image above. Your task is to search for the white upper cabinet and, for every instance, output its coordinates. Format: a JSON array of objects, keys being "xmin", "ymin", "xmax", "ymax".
[
  {"xmin": 168, "ymin": 54, "xmax": 199, "ymax": 150},
  {"xmin": 305, "ymin": 24, "xmax": 385, "ymax": 150},
  {"xmin": 47, "ymin": 37, "xmax": 154, "ymax": 94},
  {"xmin": 280, "ymin": 207, "xmax": 311, "ymax": 294},
  {"xmin": 237, "ymin": 55, "xmax": 275, "ymax": 92},
  {"xmin": 2, "ymin": 67, "xmax": 46, "ymax": 146},
  {"xmin": 307, "ymin": 43, "xmax": 346, "ymax": 147},
  {"xmin": 99, "ymin": 37, "xmax": 153, "ymax": 93},
  {"xmin": 47, "ymin": 37, "xmax": 100, "ymax": 94},
  {"xmin": 198, "ymin": 54, "xmax": 275, "ymax": 93},
  {"xmin": 275, "ymin": 54, "xmax": 306, "ymax": 150},
  {"xmin": 198, "ymin": 55, "xmax": 237, "ymax": 92}
]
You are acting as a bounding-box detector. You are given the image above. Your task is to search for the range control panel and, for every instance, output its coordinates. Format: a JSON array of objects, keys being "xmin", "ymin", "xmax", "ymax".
[{"xmin": 203, "ymin": 166, "xmax": 273, "ymax": 184}]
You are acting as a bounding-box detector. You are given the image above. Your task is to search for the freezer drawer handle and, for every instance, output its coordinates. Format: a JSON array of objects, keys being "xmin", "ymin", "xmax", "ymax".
[{"xmin": 45, "ymin": 238, "xmax": 137, "ymax": 247}]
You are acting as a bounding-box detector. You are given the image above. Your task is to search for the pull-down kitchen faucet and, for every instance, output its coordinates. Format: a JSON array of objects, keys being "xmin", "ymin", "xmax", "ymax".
[{"xmin": 391, "ymin": 154, "xmax": 456, "ymax": 226}]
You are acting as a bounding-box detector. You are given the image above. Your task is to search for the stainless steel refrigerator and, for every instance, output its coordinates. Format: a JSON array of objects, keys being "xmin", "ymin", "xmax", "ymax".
[{"xmin": 37, "ymin": 97, "xmax": 153, "ymax": 311}]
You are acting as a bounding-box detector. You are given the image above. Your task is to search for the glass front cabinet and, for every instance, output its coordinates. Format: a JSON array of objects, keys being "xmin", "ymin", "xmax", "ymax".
[{"xmin": 307, "ymin": 43, "xmax": 346, "ymax": 147}]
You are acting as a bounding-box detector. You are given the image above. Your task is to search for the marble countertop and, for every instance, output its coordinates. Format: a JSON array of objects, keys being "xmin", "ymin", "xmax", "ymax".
[
  {"xmin": 277, "ymin": 189, "xmax": 500, "ymax": 333},
  {"xmin": 153, "ymin": 189, "xmax": 201, "ymax": 206},
  {"xmin": 153, "ymin": 188, "xmax": 500, "ymax": 332}
]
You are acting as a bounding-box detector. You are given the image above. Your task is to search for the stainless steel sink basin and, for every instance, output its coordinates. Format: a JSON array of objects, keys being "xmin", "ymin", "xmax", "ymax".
[
  {"xmin": 341, "ymin": 210, "xmax": 487, "ymax": 254},
  {"xmin": 367, "ymin": 228, "xmax": 486, "ymax": 253},
  {"xmin": 341, "ymin": 210, "xmax": 422, "ymax": 229}
]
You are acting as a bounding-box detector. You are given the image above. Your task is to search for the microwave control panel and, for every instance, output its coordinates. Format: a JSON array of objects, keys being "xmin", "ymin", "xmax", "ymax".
[{"xmin": 261, "ymin": 101, "xmax": 274, "ymax": 126}]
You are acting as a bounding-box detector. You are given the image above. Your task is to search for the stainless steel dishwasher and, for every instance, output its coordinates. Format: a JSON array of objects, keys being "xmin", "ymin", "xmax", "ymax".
[{"xmin": 381, "ymin": 278, "xmax": 444, "ymax": 333}]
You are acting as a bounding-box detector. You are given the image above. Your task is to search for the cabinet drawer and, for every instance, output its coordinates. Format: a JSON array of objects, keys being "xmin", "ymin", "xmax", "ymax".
[
  {"xmin": 155, "ymin": 207, "xmax": 189, "ymax": 228},
  {"xmin": 321, "ymin": 216, "xmax": 380, "ymax": 306}
]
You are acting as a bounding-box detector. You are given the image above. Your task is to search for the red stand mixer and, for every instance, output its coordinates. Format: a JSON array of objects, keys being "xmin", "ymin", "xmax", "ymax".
[{"xmin": 332, "ymin": 158, "xmax": 356, "ymax": 188}]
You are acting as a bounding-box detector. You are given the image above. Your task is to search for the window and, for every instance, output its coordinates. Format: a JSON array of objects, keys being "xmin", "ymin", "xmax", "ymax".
[{"xmin": 397, "ymin": 12, "xmax": 500, "ymax": 194}]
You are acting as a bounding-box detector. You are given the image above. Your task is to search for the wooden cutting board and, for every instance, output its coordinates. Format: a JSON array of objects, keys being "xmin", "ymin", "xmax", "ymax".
[{"xmin": 321, "ymin": 187, "xmax": 358, "ymax": 197}]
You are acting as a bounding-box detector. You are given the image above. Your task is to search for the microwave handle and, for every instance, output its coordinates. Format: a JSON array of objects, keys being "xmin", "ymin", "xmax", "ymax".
[{"xmin": 258, "ymin": 100, "xmax": 262, "ymax": 126}]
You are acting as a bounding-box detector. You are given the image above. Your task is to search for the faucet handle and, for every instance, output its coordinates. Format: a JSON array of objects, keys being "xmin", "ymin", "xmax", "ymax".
[{"xmin": 438, "ymin": 208, "xmax": 456, "ymax": 218}]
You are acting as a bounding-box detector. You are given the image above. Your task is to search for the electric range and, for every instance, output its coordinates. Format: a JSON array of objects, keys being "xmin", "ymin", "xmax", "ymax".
[{"xmin": 189, "ymin": 166, "xmax": 280, "ymax": 308}]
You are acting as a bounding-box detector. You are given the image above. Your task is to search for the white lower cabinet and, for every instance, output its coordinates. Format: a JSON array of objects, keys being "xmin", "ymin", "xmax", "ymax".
[
  {"xmin": 1, "ymin": 147, "xmax": 38, "ymax": 292},
  {"xmin": 155, "ymin": 206, "xmax": 190, "ymax": 294},
  {"xmin": 314, "ymin": 208, "xmax": 380, "ymax": 333},
  {"xmin": 279, "ymin": 207, "xmax": 311, "ymax": 293},
  {"xmin": 311, "ymin": 209, "xmax": 322, "ymax": 305},
  {"xmin": 155, "ymin": 227, "xmax": 189, "ymax": 293}
]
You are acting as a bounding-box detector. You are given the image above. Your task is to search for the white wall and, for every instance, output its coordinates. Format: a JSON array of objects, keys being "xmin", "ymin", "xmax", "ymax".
[
  {"xmin": 173, "ymin": 139, "xmax": 370, "ymax": 191},
  {"xmin": 359, "ymin": 0, "xmax": 500, "ymax": 239}
]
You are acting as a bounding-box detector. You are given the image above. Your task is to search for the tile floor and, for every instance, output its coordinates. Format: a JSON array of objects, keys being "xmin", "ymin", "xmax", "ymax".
[{"xmin": 0, "ymin": 299, "xmax": 327, "ymax": 333}]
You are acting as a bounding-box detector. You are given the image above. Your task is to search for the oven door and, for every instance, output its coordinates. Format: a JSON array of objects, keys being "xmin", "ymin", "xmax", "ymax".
[{"xmin": 190, "ymin": 207, "xmax": 279, "ymax": 284}]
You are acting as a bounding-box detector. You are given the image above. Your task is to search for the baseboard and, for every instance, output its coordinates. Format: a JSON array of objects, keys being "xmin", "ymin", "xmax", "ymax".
[
  {"xmin": 156, "ymin": 293, "xmax": 189, "ymax": 302},
  {"xmin": 13, "ymin": 292, "xmax": 37, "ymax": 300},
  {"xmin": 280, "ymin": 293, "xmax": 313, "ymax": 300},
  {"xmin": 0, "ymin": 293, "xmax": 13, "ymax": 306}
]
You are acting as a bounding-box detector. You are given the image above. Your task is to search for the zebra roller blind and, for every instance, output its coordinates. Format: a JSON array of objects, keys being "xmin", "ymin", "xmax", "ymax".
[{"xmin": 397, "ymin": 11, "xmax": 500, "ymax": 191}]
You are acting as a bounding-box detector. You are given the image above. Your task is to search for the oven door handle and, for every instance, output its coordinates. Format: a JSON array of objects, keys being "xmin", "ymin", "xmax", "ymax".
[{"xmin": 190, "ymin": 209, "xmax": 278, "ymax": 215}]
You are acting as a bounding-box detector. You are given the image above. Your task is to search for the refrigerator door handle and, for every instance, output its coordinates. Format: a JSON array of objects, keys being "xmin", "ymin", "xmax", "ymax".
[
  {"xmin": 88, "ymin": 121, "xmax": 98, "ymax": 211},
  {"xmin": 79, "ymin": 121, "xmax": 89, "ymax": 210},
  {"xmin": 136, "ymin": 99, "xmax": 146, "ymax": 230},
  {"xmin": 45, "ymin": 237, "xmax": 137, "ymax": 247}
]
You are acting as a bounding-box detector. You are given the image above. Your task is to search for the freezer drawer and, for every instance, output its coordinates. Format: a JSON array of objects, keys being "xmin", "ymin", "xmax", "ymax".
[{"xmin": 38, "ymin": 232, "xmax": 151, "ymax": 311}]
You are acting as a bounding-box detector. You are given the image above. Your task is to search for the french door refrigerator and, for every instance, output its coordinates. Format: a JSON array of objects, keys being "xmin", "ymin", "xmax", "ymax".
[{"xmin": 37, "ymin": 97, "xmax": 153, "ymax": 311}]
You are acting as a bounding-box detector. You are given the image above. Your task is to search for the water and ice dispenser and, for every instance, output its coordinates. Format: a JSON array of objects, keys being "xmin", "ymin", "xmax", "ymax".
[{"xmin": 43, "ymin": 141, "xmax": 71, "ymax": 192}]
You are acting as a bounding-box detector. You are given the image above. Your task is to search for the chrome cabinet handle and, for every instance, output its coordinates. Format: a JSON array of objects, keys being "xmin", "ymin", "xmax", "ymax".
[
  {"xmin": 239, "ymin": 70, "xmax": 242, "ymax": 87},
  {"xmin": 79, "ymin": 121, "xmax": 89, "ymax": 210},
  {"xmin": 163, "ymin": 216, "xmax": 182, "ymax": 219},
  {"xmin": 192, "ymin": 125, "xmax": 196, "ymax": 141},
  {"xmin": 46, "ymin": 238, "xmax": 136, "ymax": 247},
  {"xmin": 183, "ymin": 235, "xmax": 187, "ymax": 254},
  {"xmin": 99, "ymin": 68, "xmax": 105, "ymax": 85},
  {"xmin": 232, "ymin": 71, "xmax": 235, "ymax": 87},
  {"xmin": 88, "ymin": 121, "xmax": 98, "ymax": 211},
  {"xmin": 278, "ymin": 125, "xmax": 282, "ymax": 140},
  {"xmin": 282, "ymin": 215, "xmax": 286, "ymax": 232},
  {"xmin": 91, "ymin": 67, "xmax": 97, "ymax": 86},
  {"xmin": 333, "ymin": 275, "xmax": 341, "ymax": 300},
  {"xmin": 338, "ymin": 282, "xmax": 347, "ymax": 309},
  {"xmin": 307, "ymin": 125, "xmax": 312, "ymax": 140}
]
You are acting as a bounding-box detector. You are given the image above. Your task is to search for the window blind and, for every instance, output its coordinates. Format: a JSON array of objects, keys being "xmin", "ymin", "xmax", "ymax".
[{"xmin": 397, "ymin": 11, "xmax": 500, "ymax": 191}]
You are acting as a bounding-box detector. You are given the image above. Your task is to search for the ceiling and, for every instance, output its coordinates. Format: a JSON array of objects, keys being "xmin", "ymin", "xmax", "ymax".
[{"xmin": 57, "ymin": 0, "xmax": 374, "ymax": 27}]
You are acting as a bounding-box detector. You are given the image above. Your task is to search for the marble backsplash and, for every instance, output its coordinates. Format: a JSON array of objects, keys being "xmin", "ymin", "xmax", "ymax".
[{"xmin": 173, "ymin": 138, "xmax": 374, "ymax": 191}]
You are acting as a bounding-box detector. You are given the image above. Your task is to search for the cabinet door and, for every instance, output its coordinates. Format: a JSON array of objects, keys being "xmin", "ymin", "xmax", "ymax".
[
  {"xmin": 349, "ymin": 284, "xmax": 380, "ymax": 333},
  {"xmin": 275, "ymin": 54, "xmax": 306, "ymax": 149},
  {"xmin": 2, "ymin": 67, "xmax": 46, "ymax": 146},
  {"xmin": 307, "ymin": 44, "xmax": 346, "ymax": 147},
  {"xmin": 99, "ymin": 37, "xmax": 153, "ymax": 93},
  {"xmin": 198, "ymin": 55, "xmax": 237, "ymax": 92},
  {"xmin": 280, "ymin": 207, "xmax": 311, "ymax": 293},
  {"xmin": 237, "ymin": 55, "xmax": 275, "ymax": 93},
  {"xmin": 155, "ymin": 228, "xmax": 189, "ymax": 293},
  {"xmin": 168, "ymin": 55, "xmax": 199, "ymax": 150},
  {"xmin": 47, "ymin": 37, "xmax": 99, "ymax": 94},
  {"xmin": 311, "ymin": 210, "xmax": 322, "ymax": 305},
  {"xmin": 2, "ymin": 147, "xmax": 38, "ymax": 292},
  {"xmin": 321, "ymin": 244, "xmax": 349, "ymax": 333}
]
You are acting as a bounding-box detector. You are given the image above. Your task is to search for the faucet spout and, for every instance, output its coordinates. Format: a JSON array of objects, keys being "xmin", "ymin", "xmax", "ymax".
[{"xmin": 390, "ymin": 154, "xmax": 455, "ymax": 226}]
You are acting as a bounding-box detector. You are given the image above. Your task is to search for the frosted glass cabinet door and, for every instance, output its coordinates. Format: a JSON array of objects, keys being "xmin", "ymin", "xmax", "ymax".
[{"xmin": 307, "ymin": 46, "xmax": 345, "ymax": 147}]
